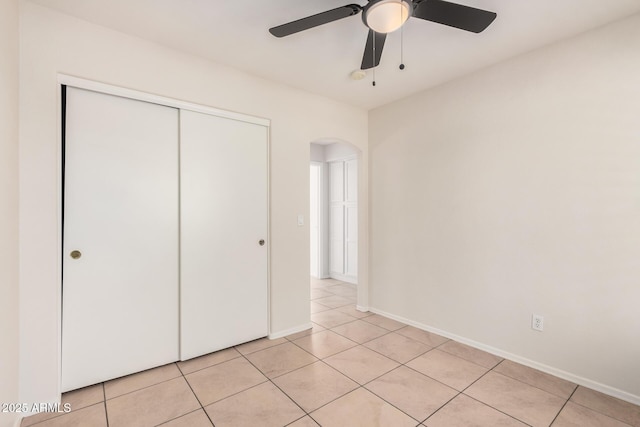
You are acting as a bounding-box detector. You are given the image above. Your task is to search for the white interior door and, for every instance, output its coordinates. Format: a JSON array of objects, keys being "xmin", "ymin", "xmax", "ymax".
[
  {"xmin": 328, "ymin": 158, "xmax": 358, "ymax": 283},
  {"xmin": 345, "ymin": 159, "xmax": 358, "ymax": 278},
  {"xmin": 180, "ymin": 110, "xmax": 268, "ymax": 360},
  {"xmin": 329, "ymin": 162, "xmax": 345, "ymax": 275},
  {"xmin": 62, "ymin": 87, "xmax": 179, "ymax": 392}
]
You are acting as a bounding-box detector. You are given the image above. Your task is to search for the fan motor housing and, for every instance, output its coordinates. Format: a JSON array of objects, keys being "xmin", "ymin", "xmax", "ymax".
[{"xmin": 362, "ymin": 0, "xmax": 414, "ymax": 33}]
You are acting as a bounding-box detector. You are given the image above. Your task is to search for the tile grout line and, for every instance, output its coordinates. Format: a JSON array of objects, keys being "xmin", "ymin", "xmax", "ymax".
[
  {"xmin": 154, "ymin": 408, "xmax": 209, "ymax": 427},
  {"xmin": 303, "ymin": 281, "xmax": 445, "ymax": 423},
  {"xmin": 455, "ymin": 358, "xmax": 532, "ymax": 425},
  {"xmin": 363, "ymin": 337, "xmax": 434, "ymax": 364},
  {"xmin": 287, "ymin": 330, "xmax": 360, "ymax": 359},
  {"xmin": 102, "ymin": 365, "xmax": 183, "ymax": 402},
  {"xmin": 175, "ymin": 352, "xmax": 240, "ymax": 377},
  {"xmin": 236, "ymin": 338, "xmax": 292, "ymax": 357},
  {"xmin": 484, "ymin": 363, "xmax": 578, "ymax": 401},
  {"xmin": 356, "ymin": 344, "xmax": 460, "ymax": 424},
  {"xmin": 237, "ymin": 350, "xmax": 310, "ymax": 424},
  {"xmin": 417, "ymin": 391, "xmax": 463, "ymax": 426},
  {"xmin": 238, "ymin": 288, "xmax": 400, "ymax": 423},
  {"xmin": 282, "ymin": 415, "xmax": 313, "ymax": 427},
  {"xmin": 297, "ymin": 340, "xmax": 429, "ymax": 423},
  {"xmin": 361, "ymin": 383, "xmax": 429, "ymax": 425},
  {"xmin": 102, "ymin": 382, "xmax": 110, "ymax": 427},
  {"xmin": 24, "ymin": 384, "xmax": 112, "ymax": 427},
  {"xmin": 177, "ymin": 362, "xmax": 216, "ymax": 426},
  {"xmin": 242, "ymin": 342, "xmax": 362, "ymax": 421},
  {"xmin": 363, "ymin": 332, "xmax": 469, "ymax": 420},
  {"xmin": 181, "ymin": 347, "xmax": 316, "ymax": 424},
  {"xmin": 411, "ymin": 359, "xmax": 531, "ymax": 427},
  {"xmin": 567, "ymin": 389, "xmax": 638, "ymax": 427},
  {"xmin": 438, "ymin": 353, "xmax": 571, "ymax": 426},
  {"xmin": 548, "ymin": 386, "xmax": 579, "ymax": 427},
  {"xmin": 182, "ymin": 338, "xmax": 320, "ymax": 417},
  {"xmin": 327, "ymin": 319, "xmax": 395, "ymax": 344},
  {"xmin": 454, "ymin": 393, "xmax": 535, "ymax": 427}
]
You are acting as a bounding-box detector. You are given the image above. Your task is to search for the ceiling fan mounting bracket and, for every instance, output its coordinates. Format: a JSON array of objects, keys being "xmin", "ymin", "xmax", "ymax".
[{"xmin": 347, "ymin": 4, "xmax": 364, "ymax": 14}]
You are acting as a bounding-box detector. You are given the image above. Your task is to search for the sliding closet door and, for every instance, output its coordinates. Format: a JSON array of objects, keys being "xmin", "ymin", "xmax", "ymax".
[
  {"xmin": 62, "ymin": 87, "xmax": 179, "ymax": 392},
  {"xmin": 180, "ymin": 110, "xmax": 268, "ymax": 360}
]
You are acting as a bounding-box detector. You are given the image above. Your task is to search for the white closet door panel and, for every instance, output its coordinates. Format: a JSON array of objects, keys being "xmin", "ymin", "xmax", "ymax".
[
  {"xmin": 180, "ymin": 110, "xmax": 268, "ymax": 360},
  {"xmin": 62, "ymin": 87, "xmax": 179, "ymax": 392},
  {"xmin": 345, "ymin": 205, "xmax": 358, "ymax": 277},
  {"xmin": 330, "ymin": 205, "xmax": 344, "ymax": 274},
  {"xmin": 345, "ymin": 159, "xmax": 358, "ymax": 203},
  {"xmin": 329, "ymin": 162, "xmax": 344, "ymax": 202}
]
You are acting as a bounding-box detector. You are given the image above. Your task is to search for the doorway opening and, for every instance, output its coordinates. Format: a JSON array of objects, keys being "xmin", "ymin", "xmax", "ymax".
[{"xmin": 309, "ymin": 141, "xmax": 359, "ymax": 320}]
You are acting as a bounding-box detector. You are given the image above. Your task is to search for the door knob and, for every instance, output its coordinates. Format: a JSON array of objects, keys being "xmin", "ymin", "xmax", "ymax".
[
  {"xmin": 258, "ymin": 239, "xmax": 265, "ymax": 246},
  {"xmin": 70, "ymin": 250, "xmax": 82, "ymax": 259}
]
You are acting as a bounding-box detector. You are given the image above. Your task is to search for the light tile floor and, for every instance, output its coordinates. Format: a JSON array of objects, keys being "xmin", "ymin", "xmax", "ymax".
[{"xmin": 22, "ymin": 278, "xmax": 640, "ymax": 427}]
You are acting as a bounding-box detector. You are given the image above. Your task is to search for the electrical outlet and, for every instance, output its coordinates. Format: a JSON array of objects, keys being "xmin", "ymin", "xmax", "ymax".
[{"xmin": 532, "ymin": 314, "xmax": 544, "ymax": 332}]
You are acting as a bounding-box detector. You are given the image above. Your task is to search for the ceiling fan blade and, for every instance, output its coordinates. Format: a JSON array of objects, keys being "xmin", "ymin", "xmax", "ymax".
[
  {"xmin": 269, "ymin": 4, "xmax": 361, "ymax": 38},
  {"xmin": 413, "ymin": 0, "xmax": 497, "ymax": 33},
  {"xmin": 361, "ymin": 30, "xmax": 387, "ymax": 70}
]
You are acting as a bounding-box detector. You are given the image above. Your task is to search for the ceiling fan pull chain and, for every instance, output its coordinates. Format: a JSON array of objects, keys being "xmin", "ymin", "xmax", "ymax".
[
  {"xmin": 372, "ymin": 32, "xmax": 377, "ymax": 86},
  {"xmin": 400, "ymin": 9, "xmax": 405, "ymax": 70}
]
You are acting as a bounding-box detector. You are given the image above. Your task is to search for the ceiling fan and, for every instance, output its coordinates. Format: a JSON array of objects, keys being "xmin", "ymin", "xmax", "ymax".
[{"xmin": 269, "ymin": 0, "xmax": 497, "ymax": 70}]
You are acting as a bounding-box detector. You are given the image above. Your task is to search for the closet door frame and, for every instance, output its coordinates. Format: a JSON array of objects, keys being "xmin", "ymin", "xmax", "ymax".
[{"xmin": 57, "ymin": 74, "xmax": 271, "ymax": 390}]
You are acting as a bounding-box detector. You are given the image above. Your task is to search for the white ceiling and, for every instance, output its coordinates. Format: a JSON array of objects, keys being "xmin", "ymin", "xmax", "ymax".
[{"xmin": 29, "ymin": 0, "xmax": 640, "ymax": 110}]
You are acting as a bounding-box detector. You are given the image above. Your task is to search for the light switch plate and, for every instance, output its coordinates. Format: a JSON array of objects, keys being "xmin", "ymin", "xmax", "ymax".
[{"xmin": 297, "ymin": 214, "xmax": 304, "ymax": 226}]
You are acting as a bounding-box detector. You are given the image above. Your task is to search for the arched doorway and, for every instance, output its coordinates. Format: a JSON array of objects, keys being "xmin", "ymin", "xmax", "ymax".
[{"xmin": 309, "ymin": 139, "xmax": 361, "ymax": 319}]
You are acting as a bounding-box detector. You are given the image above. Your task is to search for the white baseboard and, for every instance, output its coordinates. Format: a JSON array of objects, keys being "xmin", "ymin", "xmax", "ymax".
[
  {"xmin": 356, "ymin": 305, "xmax": 369, "ymax": 313},
  {"xmin": 369, "ymin": 307, "xmax": 640, "ymax": 406},
  {"xmin": 269, "ymin": 322, "xmax": 313, "ymax": 340},
  {"xmin": 329, "ymin": 273, "xmax": 357, "ymax": 285}
]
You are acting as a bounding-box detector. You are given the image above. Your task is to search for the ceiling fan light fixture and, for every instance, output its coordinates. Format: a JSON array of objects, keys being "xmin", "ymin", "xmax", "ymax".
[{"xmin": 363, "ymin": 0, "xmax": 413, "ymax": 34}]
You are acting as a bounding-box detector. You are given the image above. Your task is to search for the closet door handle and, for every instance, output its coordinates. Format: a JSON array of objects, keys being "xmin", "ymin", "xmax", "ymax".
[
  {"xmin": 258, "ymin": 239, "xmax": 265, "ymax": 246},
  {"xmin": 70, "ymin": 250, "xmax": 82, "ymax": 259}
]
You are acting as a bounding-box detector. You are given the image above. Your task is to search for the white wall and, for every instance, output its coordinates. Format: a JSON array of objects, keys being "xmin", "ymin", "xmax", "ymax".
[
  {"xmin": 19, "ymin": 2, "xmax": 368, "ymax": 406},
  {"xmin": 0, "ymin": 0, "xmax": 20, "ymax": 426},
  {"xmin": 369, "ymin": 13, "xmax": 640, "ymax": 403}
]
